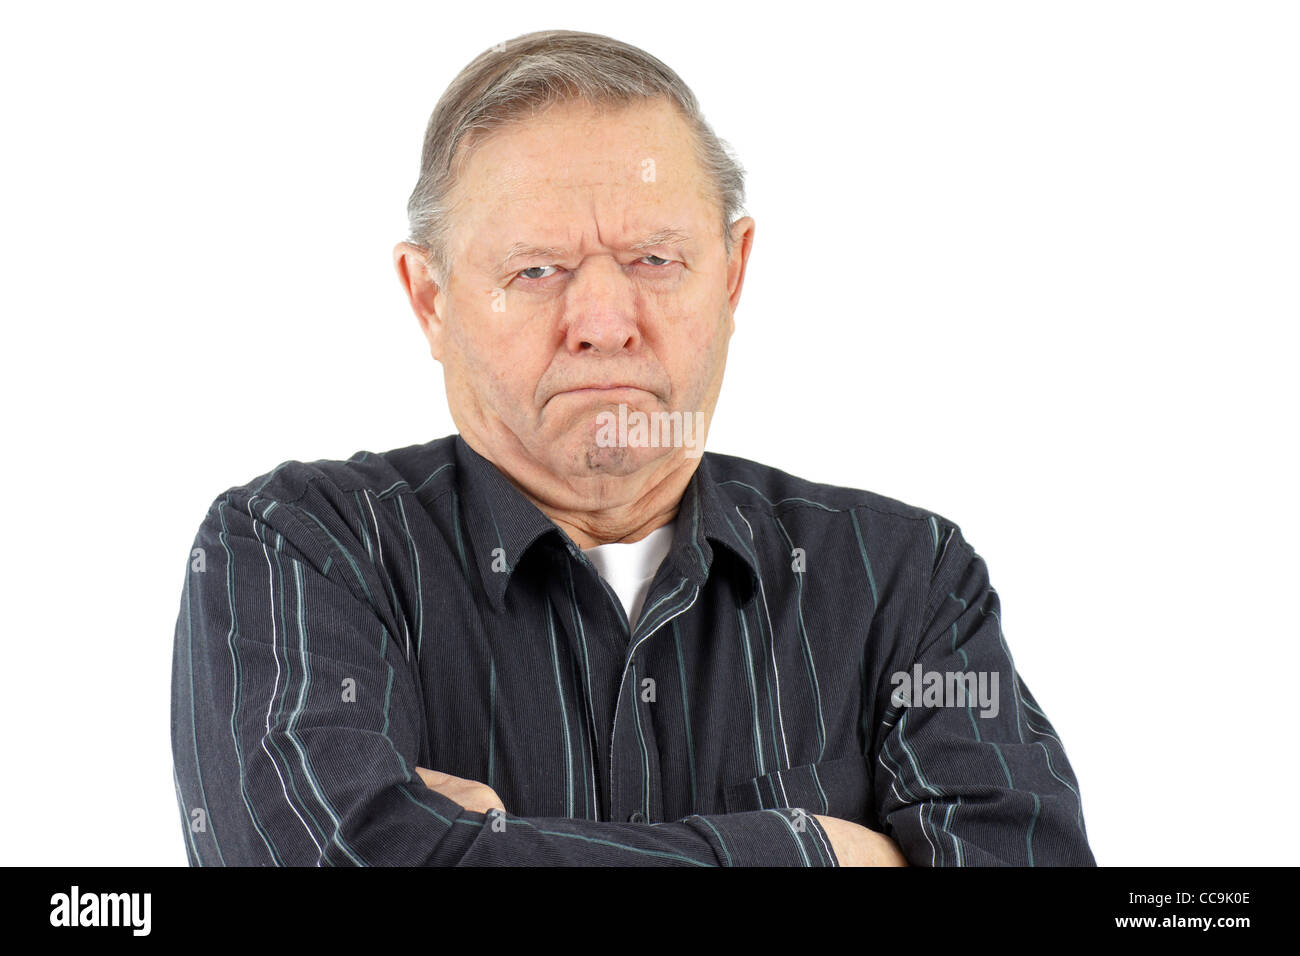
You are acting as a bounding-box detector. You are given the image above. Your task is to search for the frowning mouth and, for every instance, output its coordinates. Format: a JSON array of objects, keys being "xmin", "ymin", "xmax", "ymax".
[{"xmin": 553, "ymin": 385, "xmax": 651, "ymax": 399}]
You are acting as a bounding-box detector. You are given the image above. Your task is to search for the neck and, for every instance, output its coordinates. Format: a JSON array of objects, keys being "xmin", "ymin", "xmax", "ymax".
[{"xmin": 541, "ymin": 479, "xmax": 686, "ymax": 550}]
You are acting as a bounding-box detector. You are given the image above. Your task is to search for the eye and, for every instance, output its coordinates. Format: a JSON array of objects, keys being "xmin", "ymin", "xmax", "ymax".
[
  {"xmin": 514, "ymin": 258, "xmax": 673, "ymax": 281},
  {"xmin": 517, "ymin": 265, "xmax": 560, "ymax": 280}
]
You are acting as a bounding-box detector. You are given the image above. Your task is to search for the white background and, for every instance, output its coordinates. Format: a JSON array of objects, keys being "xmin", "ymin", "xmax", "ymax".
[{"xmin": 1, "ymin": 1, "xmax": 1295, "ymax": 866}]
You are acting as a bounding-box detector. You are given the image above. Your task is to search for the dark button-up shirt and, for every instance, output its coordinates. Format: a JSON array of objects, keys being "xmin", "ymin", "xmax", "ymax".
[{"xmin": 170, "ymin": 434, "xmax": 1095, "ymax": 866}]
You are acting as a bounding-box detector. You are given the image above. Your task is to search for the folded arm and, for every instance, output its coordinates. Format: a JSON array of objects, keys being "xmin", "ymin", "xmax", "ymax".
[{"xmin": 871, "ymin": 526, "xmax": 1096, "ymax": 866}]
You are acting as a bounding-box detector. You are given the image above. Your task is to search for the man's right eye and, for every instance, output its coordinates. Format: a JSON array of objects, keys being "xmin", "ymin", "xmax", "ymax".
[{"xmin": 518, "ymin": 265, "xmax": 559, "ymax": 280}]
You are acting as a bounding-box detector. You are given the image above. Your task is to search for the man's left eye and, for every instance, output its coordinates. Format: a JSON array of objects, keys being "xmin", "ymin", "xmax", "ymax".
[{"xmin": 639, "ymin": 255, "xmax": 672, "ymax": 266}]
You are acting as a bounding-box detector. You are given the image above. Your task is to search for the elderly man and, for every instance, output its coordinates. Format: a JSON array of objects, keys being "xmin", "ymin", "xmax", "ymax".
[{"xmin": 171, "ymin": 29, "xmax": 1095, "ymax": 867}]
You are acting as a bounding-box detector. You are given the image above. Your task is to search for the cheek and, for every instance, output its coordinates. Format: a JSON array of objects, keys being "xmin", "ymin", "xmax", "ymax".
[
  {"xmin": 653, "ymin": 315, "xmax": 731, "ymax": 408},
  {"xmin": 450, "ymin": 303, "xmax": 556, "ymax": 402}
]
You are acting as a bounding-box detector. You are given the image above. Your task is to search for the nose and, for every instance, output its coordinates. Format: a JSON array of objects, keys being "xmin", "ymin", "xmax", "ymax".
[{"xmin": 561, "ymin": 255, "xmax": 640, "ymax": 355}]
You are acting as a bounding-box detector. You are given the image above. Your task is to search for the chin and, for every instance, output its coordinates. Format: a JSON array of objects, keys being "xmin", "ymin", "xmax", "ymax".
[
  {"xmin": 581, "ymin": 442, "xmax": 642, "ymax": 474},
  {"xmin": 543, "ymin": 435, "xmax": 664, "ymax": 477}
]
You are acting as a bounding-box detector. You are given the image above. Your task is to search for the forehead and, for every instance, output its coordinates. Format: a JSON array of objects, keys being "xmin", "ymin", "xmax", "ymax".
[{"xmin": 448, "ymin": 98, "xmax": 719, "ymax": 257}]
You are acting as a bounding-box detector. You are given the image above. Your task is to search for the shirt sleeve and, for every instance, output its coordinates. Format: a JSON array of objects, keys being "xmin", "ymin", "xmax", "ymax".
[
  {"xmin": 870, "ymin": 524, "xmax": 1096, "ymax": 866},
  {"xmin": 170, "ymin": 489, "xmax": 836, "ymax": 867}
]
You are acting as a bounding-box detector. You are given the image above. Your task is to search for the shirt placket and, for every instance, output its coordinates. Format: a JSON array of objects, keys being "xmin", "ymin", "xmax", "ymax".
[
  {"xmin": 541, "ymin": 548, "xmax": 635, "ymax": 822},
  {"xmin": 608, "ymin": 574, "xmax": 702, "ymax": 824}
]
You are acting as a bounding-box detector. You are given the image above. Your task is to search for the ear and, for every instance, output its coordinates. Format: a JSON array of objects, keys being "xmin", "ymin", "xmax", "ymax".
[
  {"xmin": 393, "ymin": 242, "xmax": 446, "ymax": 360},
  {"xmin": 724, "ymin": 216, "xmax": 755, "ymax": 321}
]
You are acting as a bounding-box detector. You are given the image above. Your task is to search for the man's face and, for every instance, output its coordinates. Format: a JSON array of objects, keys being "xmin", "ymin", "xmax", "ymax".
[{"xmin": 417, "ymin": 97, "xmax": 751, "ymax": 484}]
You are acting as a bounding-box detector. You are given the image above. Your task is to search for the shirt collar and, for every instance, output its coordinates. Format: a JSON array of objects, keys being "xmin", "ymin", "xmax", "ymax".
[{"xmin": 452, "ymin": 434, "xmax": 760, "ymax": 613}]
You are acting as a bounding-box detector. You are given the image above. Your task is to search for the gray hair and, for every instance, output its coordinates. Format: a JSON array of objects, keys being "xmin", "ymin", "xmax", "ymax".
[{"xmin": 403, "ymin": 30, "xmax": 746, "ymax": 283}]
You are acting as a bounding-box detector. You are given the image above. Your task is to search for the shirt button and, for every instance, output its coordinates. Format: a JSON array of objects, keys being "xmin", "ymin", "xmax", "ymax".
[{"xmin": 628, "ymin": 811, "xmax": 645, "ymax": 823}]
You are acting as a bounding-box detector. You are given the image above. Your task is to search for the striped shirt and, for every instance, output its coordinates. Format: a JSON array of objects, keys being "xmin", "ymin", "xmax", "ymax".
[{"xmin": 170, "ymin": 433, "xmax": 1096, "ymax": 866}]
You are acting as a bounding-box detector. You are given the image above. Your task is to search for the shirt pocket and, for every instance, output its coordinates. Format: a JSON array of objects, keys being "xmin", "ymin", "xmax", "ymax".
[{"xmin": 723, "ymin": 754, "xmax": 872, "ymax": 824}]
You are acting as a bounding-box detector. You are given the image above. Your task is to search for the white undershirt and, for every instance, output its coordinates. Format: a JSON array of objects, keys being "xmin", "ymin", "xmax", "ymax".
[{"xmin": 582, "ymin": 523, "xmax": 675, "ymax": 630}]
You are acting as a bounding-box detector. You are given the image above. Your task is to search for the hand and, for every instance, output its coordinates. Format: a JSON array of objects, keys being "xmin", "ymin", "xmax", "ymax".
[
  {"xmin": 415, "ymin": 766, "xmax": 506, "ymax": 814},
  {"xmin": 812, "ymin": 815, "xmax": 908, "ymax": 866}
]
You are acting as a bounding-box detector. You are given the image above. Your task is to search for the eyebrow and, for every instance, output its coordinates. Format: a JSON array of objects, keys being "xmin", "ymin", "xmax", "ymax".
[{"xmin": 494, "ymin": 227, "xmax": 692, "ymax": 275}]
